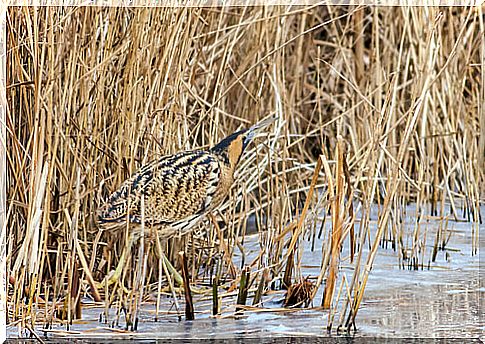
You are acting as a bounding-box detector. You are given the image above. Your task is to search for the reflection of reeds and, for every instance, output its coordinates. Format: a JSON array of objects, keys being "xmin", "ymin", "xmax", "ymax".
[{"xmin": 6, "ymin": 5, "xmax": 482, "ymax": 334}]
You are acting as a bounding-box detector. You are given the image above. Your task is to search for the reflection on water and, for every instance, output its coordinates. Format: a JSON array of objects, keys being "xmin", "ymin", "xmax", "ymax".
[
  {"xmin": 6, "ymin": 206, "xmax": 484, "ymax": 341},
  {"xmin": 358, "ymin": 273, "xmax": 482, "ymax": 337}
]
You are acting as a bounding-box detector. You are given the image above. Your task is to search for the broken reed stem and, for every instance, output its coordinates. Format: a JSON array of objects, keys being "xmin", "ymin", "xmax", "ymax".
[
  {"xmin": 179, "ymin": 251, "xmax": 194, "ymax": 321},
  {"xmin": 310, "ymin": 154, "xmax": 335, "ymax": 304},
  {"xmin": 342, "ymin": 151, "xmax": 355, "ymax": 263},
  {"xmin": 71, "ymin": 259, "xmax": 81, "ymax": 320},
  {"xmin": 282, "ymin": 251, "xmax": 294, "ymax": 289},
  {"xmin": 236, "ymin": 266, "xmax": 250, "ymax": 314},
  {"xmin": 212, "ymin": 275, "xmax": 219, "ymax": 316},
  {"xmin": 252, "ymin": 268, "xmax": 269, "ymax": 306},
  {"xmin": 323, "ymin": 137, "xmax": 345, "ymax": 309},
  {"xmin": 287, "ymin": 154, "xmax": 322, "ymax": 255}
]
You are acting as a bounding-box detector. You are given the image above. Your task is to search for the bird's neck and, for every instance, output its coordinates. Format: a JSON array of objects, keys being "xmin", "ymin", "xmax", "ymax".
[{"xmin": 215, "ymin": 150, "xmax": 240, "ymax": 171}]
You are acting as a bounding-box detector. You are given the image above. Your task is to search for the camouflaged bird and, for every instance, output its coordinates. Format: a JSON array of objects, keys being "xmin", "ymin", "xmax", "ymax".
[{"xmin": 98, "ymin": 116, "xmax": 275, "ymax": 241}]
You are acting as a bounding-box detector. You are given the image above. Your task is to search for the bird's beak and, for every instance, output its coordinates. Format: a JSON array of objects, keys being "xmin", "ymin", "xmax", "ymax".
[{"xmin": 243, "ymin": 115, "xmax": 277, "ymax": 146}]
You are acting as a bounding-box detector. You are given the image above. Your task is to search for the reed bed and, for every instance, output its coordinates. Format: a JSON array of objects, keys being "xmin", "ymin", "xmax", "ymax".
[{"xmin": 5, "ymin": 5, "xmax": 483, "ymax": 335}]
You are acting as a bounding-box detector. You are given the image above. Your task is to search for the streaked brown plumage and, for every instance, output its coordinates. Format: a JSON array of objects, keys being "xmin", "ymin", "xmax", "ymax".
[{"xmin": 98, "ymin": 117, "xmax": 275, "ymax": 241}]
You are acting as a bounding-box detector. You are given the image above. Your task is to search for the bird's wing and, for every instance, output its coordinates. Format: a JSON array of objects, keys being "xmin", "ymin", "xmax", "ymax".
[{"xmin": 98, "ymin": 150, "xmax": 221, "ymax": 228}]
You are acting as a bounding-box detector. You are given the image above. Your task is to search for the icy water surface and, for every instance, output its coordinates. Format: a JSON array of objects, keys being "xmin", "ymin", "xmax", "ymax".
[{"xmin": 7, "ymin": 206, "xmax": 484, "ymax": 342}]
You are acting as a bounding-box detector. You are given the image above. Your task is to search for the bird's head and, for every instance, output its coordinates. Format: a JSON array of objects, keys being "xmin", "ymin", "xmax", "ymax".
[{"xmin": 211, "ymin": 116, "xmax": 276, "ymax": 168}]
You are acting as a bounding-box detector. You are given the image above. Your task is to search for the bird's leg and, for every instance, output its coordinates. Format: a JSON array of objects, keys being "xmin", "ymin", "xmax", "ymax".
[
  {"xmin": 163, "ymin": 254, "xmax": 184, "ymax": 287},
  {"xmin": 96, "ymin": 232, "xmax": 135, "ymax": 290},
  {"xmin": 110, "ymin": 233, "xmax": 134, "ymax": 285},
  {"xmin": 153, "ymin": 234, "xmax": 206, "ymax": 295},
  {"xmin": 154, "ymin": 234, "xmax": 182, "ymax": 316},
  {"xmin": 154, "ymin": 234, "xmax": 183, "ymax": 287}
]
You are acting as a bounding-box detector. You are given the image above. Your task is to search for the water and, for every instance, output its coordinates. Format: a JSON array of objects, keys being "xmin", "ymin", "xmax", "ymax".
[{"xmin": 6, "ymin": 206, "xmax": 484, "ymax": 342}]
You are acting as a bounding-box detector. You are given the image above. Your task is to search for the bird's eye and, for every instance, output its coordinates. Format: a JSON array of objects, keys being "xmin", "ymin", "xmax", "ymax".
[{"xmin": 243, "ymin": 132, "xmax": 255, "ymax": 147}]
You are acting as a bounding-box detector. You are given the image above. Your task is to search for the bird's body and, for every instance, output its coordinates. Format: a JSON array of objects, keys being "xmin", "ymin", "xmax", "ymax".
[
  {"xmin": 98, "ymin": 118, "xmax": 274, "ymax": 242},
  {"xmin": 98, "ymin": 149, "xmax": 232, "ymax": 239}
]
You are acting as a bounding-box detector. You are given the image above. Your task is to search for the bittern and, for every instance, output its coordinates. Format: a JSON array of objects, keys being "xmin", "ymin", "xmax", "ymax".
[{"xmin": 97, "ymin": 116, "xmax": 275, "ymax": 284}]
